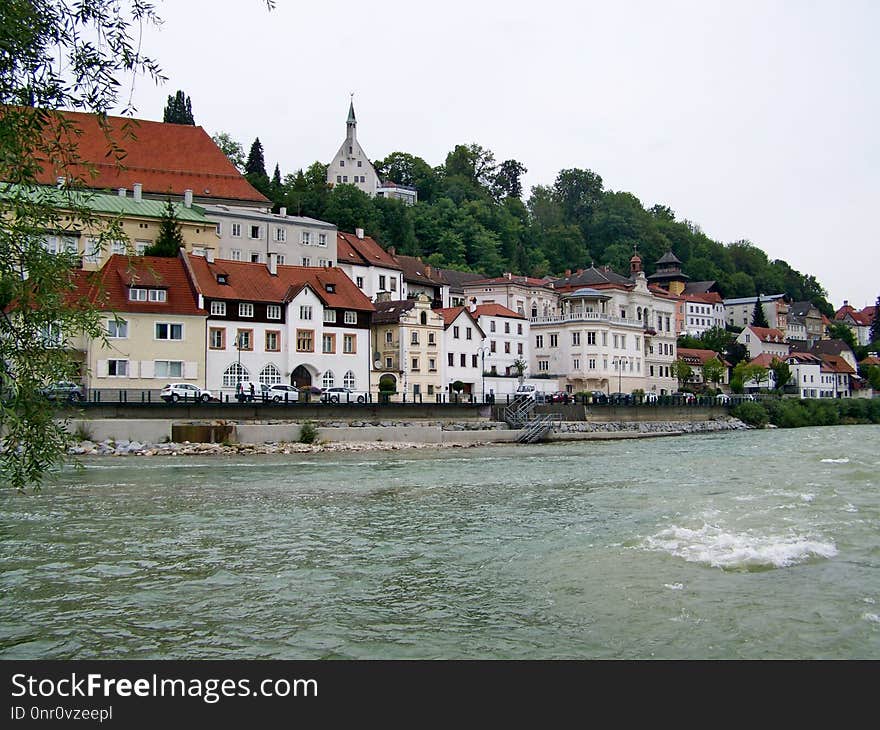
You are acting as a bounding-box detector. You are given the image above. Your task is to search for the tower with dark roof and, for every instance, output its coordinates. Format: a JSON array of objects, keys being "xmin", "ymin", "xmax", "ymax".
[{"xmin": 647, "ymin": 250, "xmax": 690, "ymax": 295}]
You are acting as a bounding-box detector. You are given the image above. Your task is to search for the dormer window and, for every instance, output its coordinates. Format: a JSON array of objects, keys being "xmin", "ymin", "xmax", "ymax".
[
  {"xmin": 325, "ymin": 283, "xmax": 336, "ymax": 293},
  {"xmin": 217, "ymin": 274, "xmax": 228, "ymax": 285},
  {"xmin": 129, "ymin": 287, "xmax": 167, "ymax": 302}
]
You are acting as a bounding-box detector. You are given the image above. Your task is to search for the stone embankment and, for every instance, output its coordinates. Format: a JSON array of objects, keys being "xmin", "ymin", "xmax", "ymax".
[{"xmin": 65, "ymin": 417, "xmax": 747, "ymax": 456}]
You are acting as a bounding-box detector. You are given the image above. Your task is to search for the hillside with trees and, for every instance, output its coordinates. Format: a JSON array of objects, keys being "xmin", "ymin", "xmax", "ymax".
[{"xmin": 216, "ymin": 136, "xmax": 833, "ymax": 315}]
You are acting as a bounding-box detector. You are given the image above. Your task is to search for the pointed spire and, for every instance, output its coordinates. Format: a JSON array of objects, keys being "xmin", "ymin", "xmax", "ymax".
[{"xmin": 347, "ymin": 93, "xmax": 356, "ymax": 125}]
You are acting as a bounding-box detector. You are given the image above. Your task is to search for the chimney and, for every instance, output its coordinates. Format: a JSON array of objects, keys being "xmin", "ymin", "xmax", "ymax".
[
  {"xmin": 565, "ymin": 269, "xmax": 572, "ymax": 277},
  {"xmin": 388, "ymin": 246, "xmax": 396, "ymax": 256},
  {"xmin": 424, "ymin": 264, "xmax": 432, "ymax": 277},
  {"xmin": 56, "ymin": 176, "xmax": 66, "ymax": 188},
  {"xmin": 355, "ymin": 227, "xmax": 364, "ymax": 239},
  {"xmin": 206, "ymin": 249, "xmax": 215, "ymax": 263},
  {"xmin": 279, "ymin": 206, "xmax": 287, "ymax": 217},
  {"xmin": 504, "ymin": 272, "xmax": 513, "ymax": 280},
  {"xmin": 468, "ymin": 297, "xmax": 477, "ymax": 313},
  {"xmin": 118, "ymin": 187, "xmax": 126, "ymax": 197},
  {"xmin": 267, "ymin": 252, "xmax": 278, "ymax": 276},
  {"xmin": 133, "ymin": 183, "xmax": 142, "ymax": 202},
  {"xmin": 843, "ymin": 300, "xmax": 848, "ymax": 307},
  {"xmin": 183, "ymin": 189, "xmax": 193, "ymax": 208}
]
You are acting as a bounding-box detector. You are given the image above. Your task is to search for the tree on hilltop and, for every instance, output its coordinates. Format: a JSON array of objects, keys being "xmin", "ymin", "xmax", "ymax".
[{"xmin": 163, "ymin": 90, "xmax": 195, "ymax": 125}]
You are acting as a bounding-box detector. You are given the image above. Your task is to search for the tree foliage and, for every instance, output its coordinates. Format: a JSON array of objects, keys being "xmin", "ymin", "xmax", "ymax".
[
  {"xmin": 872, "ymin": 295, "xmax": 880, "ymax": 344},
  {"xmin": 671, "ymin": 359, "xmax": 694, "ymax": 389},
  {"xmin": 751, "ymin": 296, "xmax": 769, "ymax": 328},
  {"xmin": 0, "ymin": 0, "xmax": 165, "ymax": 490},
  {"xmin": 143, "ymin": 199, "xmax": 184, "ymax": 256},
  {"xmin": 211, "ymin": 132, "xmax": 245, "ymax": 171},
  {"xmin": 769, "ymin": 357, "xmax": 792, "ymax": 392},
  {"xmin": 163, "ymin": 90, "xmax": 194, "ymax": 125}
]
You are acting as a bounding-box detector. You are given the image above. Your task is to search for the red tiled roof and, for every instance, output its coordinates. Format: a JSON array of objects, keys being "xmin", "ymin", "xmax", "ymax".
[
  {"xmin": 472, "ymin": 303, "xmax": 526, "ymax": 320},
  {"xmin": 336, "ymin": 231, "xmax": 401, "ymax": 270},
  {"xmin": 436, "ymin": 306, "xmax": 484, "ymax": 335},
  {"xmin": 818, "ymin": 354, "xmax": 855, "ymax": 374},
  {"xmin": 30, "ymin": 109, "xmax": 268, "ymax": 203},
  {"xmin": 681, "ymin": 291, "xmax": 722, "ymax": 304},
  {"xmin": 747, "ymin": 326, "xmax": 787, "ymax": 342},
  {"xmin": 786, "ymin": 351, "xmax": 823, "ymax": 364},
  {"xmin": 469, "ymin": 274, "xmax": 552, "ymax": 288},
  {"xmin": 860, "ymin": 355, "xmax": 880, "ymax": 367},
  {"xmin": 186, "ymin": 256, "xmax": 374, "ymax": 311},
  {"xmin": 677, "ymin": 348, "xmax": 729, "ymax": 367},
  {"xmin": 75, "ymin": 255, "xmax": 205, "ymax": 315}
]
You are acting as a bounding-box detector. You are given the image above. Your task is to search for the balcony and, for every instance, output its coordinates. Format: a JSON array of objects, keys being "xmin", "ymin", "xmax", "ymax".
[{"xmin": 530, "ymin": 311, "xmax": 660, "ymax": 331}]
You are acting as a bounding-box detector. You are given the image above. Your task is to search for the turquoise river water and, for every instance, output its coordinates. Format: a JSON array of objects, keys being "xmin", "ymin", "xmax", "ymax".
[{"xmin": 1, "ymin": 425, "xmax": 878, "ymax": 659}]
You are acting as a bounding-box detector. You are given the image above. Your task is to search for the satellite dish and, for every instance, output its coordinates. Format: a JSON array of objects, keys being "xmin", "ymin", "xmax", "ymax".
[{"xmin": 373, "ymin": 360, "xmax": 382, "ymax": 369}]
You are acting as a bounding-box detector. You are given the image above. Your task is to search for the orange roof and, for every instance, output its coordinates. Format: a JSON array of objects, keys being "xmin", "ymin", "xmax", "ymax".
[
  {"xmin": 472, "ymin": 303, "xmax": 526, "ymax": 320},
  {"xmin": 748, "ymin": 325, "xmax": 786, "ymax": 342},
  {"xmin": 750, "ymin": 353, "xmax": 789, "ymax": 368},
  {"xmin": 818, "ymin": 354, "xmax": 855, "ymax": 374},
  {"xmin": 677, "ymin": 348, "xmax": 729, "ymax": 367},
  {"xmin": 860, "ymin": 355, "xmax": 880, "ymax": 367},
  {"xmin": 186, "ymin": 255, "xmax": 374, "ymax": 311},
  {"xmin": 470, "ymin": 274, "xmax": 551, "ymax": 287},
  {"xmin": 74, "ymin": 255, "xmax": 205, "ymax": 316},
  {"xmin": 336, "ymin": 231, "xmax": 401, "ymax": 270},
  {"xmin": 786, "ymin": 351, "xmax": 823, "ymax": 364},
  {"xmin": 30, "ymin": 109, "xmax": 268, "ymax": 204},
  {"xmin": 436, "ymin": 306, "xmax": 484, "ymax": 334},
  {"xmin": 681, "ymin": 291, "xmax": 722, "ymax": 304}
]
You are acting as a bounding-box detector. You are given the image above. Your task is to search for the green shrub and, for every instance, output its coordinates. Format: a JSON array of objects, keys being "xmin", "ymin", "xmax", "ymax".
[
  {"xmin": 299, "ymin": 421, "xmax": 319, "ymax": 444},
  {"xmin": 731, "ymin": 401, "xmax": 769, "ymax": 428}
]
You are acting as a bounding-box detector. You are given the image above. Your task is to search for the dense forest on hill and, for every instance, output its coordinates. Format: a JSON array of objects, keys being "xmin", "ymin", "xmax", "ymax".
[{"xmin": 231, "ymin": 136, "xmax": 832, "ymax": 315}]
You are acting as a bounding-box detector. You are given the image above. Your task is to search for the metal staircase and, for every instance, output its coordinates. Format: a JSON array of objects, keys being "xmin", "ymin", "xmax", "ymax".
[
  {"xmin": 517, "ymin": 413, "xmax": 562, "ymax": 443},
  {"xmin": 503, "ymin": 397, "xmax": 562, "ymax": 443}
]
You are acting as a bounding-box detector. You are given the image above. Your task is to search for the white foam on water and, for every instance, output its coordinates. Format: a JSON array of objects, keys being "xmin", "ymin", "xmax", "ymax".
[
  {"xmin": 820, "ymin": 458, "xmax": 849, "ymax": 464},
  {"xmin": 863, "ymin": 597, "xmax": 876, "ymax": 605},
  {"xmin": 862, "ymin": 613, "xmax": 880, "ymax": 624},
  {"xmin": 664, "ymin": 583, "xmax": 684, "ymax": 590},
  {"xmin": 844, "ymin": 503, "xmax": 858, "ymax": 513},
  {"xmin": 641, "ymin": 524, "xmax": 838, "ymax": 569},
  {"xmin": 800, "ymin": 493, "xmax": 815, "ymax": 503}
]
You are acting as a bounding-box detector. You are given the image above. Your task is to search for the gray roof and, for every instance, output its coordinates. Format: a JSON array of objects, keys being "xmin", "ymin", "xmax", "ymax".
[
  {"xmin": 655, "ymin": 250, "xmax": 682, "ymax": 265},
  {"xmin": 811, "ymin": 339, "xmax": 853, "ymax": 358},
  {"xmin": 723, "ymin": 294, "xmax": 787, "ymax": 306},
  {"xmin": 790, "ymin": 301, "xmax": 820, "ymax": 317},
  {"xmin": 565, "ymin": 287, "xmax": 611, "ymax": 300},
  {"xmin": 550, "ymin": 266, "xmax": 632, "ymax": 288},
  {"xmin": 683, "ymin": 281, "xmax": 719, "ymax": 294},
  {"xmin": 371, "ymin": 298, "xmax": 417, "ymax": 324}
]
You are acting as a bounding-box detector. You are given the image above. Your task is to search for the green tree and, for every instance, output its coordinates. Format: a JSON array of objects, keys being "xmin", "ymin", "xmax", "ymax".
[
  {"xmin": 211, "ymin": 132, "xmax": 245, "ymax": 171},
  {"xmin": 701, "ymin": 356, "xmax": 725, "ymax": 391},
  {"xmin": 751, "ymin": 296, "xmax": 769, "ymax": 328},
  {"xmin": 871, "ymin": 295, "xmax": 880, "ymax": 344},
  {"xmin": 671, "ymin": 359, "xmax": 694, "ymax": 390},
  {"xmin": 827, "ymin": 322, "xmax": 857, "ymax": 352},
  {"xmin": 492, "ymin": 159, "xmax": 528, "ymax": 200},
  {"xmin": 0, "ymin": 0, "xmax": 166, "ymax": 490},
  {"xmin": 769, "ymin": 358, "xmax": 792, "ymax": 392},
  {"xmin": 163, "ymin": 90, "xmax": 194, "ymax": 125},
  {"xmin": 323, "ymin": 184, "xmax": 379, "ymax": 236},
  {"xmin": 143, "ymin": 199, "xmax": 184, "ymax": 256},
  {"xmin": 244, "ymin": 137, "xmax": 270, "ymax": 196}
]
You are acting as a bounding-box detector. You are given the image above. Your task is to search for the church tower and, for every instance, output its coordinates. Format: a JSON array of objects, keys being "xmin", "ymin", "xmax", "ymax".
[{"xmin": 327, "ymin": 97, "xmax": 380, "ymax": 197}]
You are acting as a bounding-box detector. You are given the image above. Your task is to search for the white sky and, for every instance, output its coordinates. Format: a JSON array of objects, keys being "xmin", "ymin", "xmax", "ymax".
[{"xmin": 124, "ymin": 0, "xmax": 878, "ymax": 308}]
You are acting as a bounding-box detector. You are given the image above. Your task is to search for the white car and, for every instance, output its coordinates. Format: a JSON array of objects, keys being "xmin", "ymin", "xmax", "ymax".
[
  {"xmin": 716, "ymin": 393, "xmax": 731, "ymax": 404},
  {"xmin": 268, "ymin": 384, "xmax": 299, "ymax": 402},
  {"xmin": 644, "ymin": 392, "xmax": 658, "ymax": 403},
  {"xmin": 321, "ymin": 386, "xmax": 368, "ymax": 404},
  {"xmin": 160, "ymin": 383, "xmax": 213, "ymax": 403},
  {"xmin": 515, "ymin": 384, "xmax": 537, "ymax": 401}
]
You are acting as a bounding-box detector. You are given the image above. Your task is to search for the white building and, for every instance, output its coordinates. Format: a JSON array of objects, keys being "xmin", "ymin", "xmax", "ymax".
[
  {"xmin": 469, "ymin": 301, "xmax": 529, "ymax": 377},
  {"xmin": 186, "ymin": 254, "xmax": 374, "ymax": 398},
  {"xmin": 202, "ymin": 203, "xmax": 337, "ymax": 267},
  {"xmin": 335, "ymin": 229, "xmax": 404, "ymax": 301},
  {"xmin": 736, "ymin": 325, "xmax": 790, "ymax": 360},
  {"xmin": 326, "ymin": 99, "xmax": 381, "ymax": 197},
  {"xmin": 681, "ymin": 292, "xmax": 725, "ymax": 336},
  {"xmin": 438, "ymin": 307, "xmax": 486, "ymax": 397},
  {"xmin": 463, "ymin": 273, "xmax": 557, "ymax": 319},
  {"xmin": 531, "ymin": 269, "xmax": 678, "ymax": 395},
  {"xmin": 376, "ymin": 181, "xmax": 417, "ymax": 206}
]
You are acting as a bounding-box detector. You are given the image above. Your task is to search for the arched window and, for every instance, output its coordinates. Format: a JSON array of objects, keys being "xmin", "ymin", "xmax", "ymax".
[
  {"xmin": 322, "ymin": 370, "xmax": 335, "ymax": 389},
  {"xmin": 343, "ymin": 370, "xmax": 356, "ymax": 389},
  {"xmin": 420, "ymin": 311, "xmax": 427, "ymax": 325},
  {"xmin": 259, "ymin": 363, "xmax": 282, "ymax": 385},
  {"xmin": 637, "ymin": 307, "xmax": 642, "ymax": 321},
  {"xmin": 223, "ymin": 362, "xmax": 249, "ymax": 387}
]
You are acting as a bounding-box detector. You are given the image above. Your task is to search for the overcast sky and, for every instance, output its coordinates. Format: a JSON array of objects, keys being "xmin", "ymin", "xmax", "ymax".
[{"xmin": 124, "ymin": 0, "xmax": 878, "ymax": 308}]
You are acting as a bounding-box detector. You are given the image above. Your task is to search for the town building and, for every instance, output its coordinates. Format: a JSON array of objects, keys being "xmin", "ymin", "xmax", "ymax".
[
  {"xmin": 469, "ymin": 302, "xmax": 529, "ymax": 377},
  {"xmin": 438, "ymin": 307, "xmax": 486, "ymax": 397},
  {"xmin": 392, "ymin": 254, "xmax": 450, "ymax": 308},
  {"xmin": 788, "ymin": 301, "xmax": 825, "ymax": 346},
  {"xmin": 370, "ymin": 294, "xmax": 444, "ymax": 399},
  {"xmin": 724, "ymin": 294, "xmax": 789, "ymax": 331},
  {"xmin": 376, "ymin": 182, "xmax": 417, "ymax": 206},
  {"xmin": 680, "ymin": 291, "xmax": 725, "ymax": 337},
  {"xmin": 185, "ymin": 254, "xmax": 374, "ymax": 397},
  {"xmin": 326, "ymin": 99, "xmax": 381, "ymax": 198},
  {"xmin": 785, "ymin": 352, "xmax": 824, "ymax": 399},
  {"xmin": 834, "ymin": 301, "xmax": 877, "ymax": 346},
  {"xmin": 647, "ymin": 250, "xmax": 689, "ymax": 295},
  {"xmin": 736, "ymin": 325, "xmax": 790, "ymax": 360},
  {"xmin": 72, "ymin": 255, "xmax": 207, "ymax": 392},
  {"xmin": 676, "ymin": 348, "xmax": 730, "ymax": 390},
  {"xmin": 463, "ymin": 273, "xmax": 558, "ymax": 319},
  {"xmin": 335, "ymin": 229, "xmax": 403, "ymax": 301},
  {"xmin": 203, "ymin": 204, "xmax": 336, "ymax": 266},
  {"xmin": 810, "ymin": 339, "xmax": 858, "ymax": 371},
  {"xmin": 14, "ymin": 184, "xmax": 217, "ymax": 270},
  {"xmin": 531, "ymin": 259, "xmax": 678, "ymax": 395}
]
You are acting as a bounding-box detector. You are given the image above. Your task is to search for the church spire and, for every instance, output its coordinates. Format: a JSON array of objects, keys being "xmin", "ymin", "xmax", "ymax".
[{"xmin": 347, "ymin": 93, "xmax": 356, "ymax": 125}]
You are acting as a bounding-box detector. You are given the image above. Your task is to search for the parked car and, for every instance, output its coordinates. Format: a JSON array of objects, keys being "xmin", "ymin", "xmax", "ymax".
[
  {"xmin": 514, "ymin": 384, "xmax": 537, "ymax": 401},
  {"xmin": 42, "ymin": 381, "xmax": 85, "ymax": 402},
  {"xmin": 609, "ymin": 392, "xmax": 633, "ymax": 405},
  {"xmin": 671, "ymin": 391, "xmax": 696, "ymax": 404},
  {"xmin": 585, "ymin": 390, "xmax": 608, "ymax": 404},
  {"xmin": 160, "ymin": 383, "xmax": 213, "ymax": 402},
  {"xmin": 268, "ymin": 384, "xmax": 299, "ymax": 402},
  {"xmin": 549, "ymin": 391, "xmax": 570, "ymax": 403},
  {"xmin": 715, "ymin": 393, "xmax": 731, "ymax": 404},
  {"xmin": 643, "ymin": 391, "xmax": 658, "ymax": 403},
  {"xmin": 321, "ymin": 386, "xmax": 368, "ymax": 404}
]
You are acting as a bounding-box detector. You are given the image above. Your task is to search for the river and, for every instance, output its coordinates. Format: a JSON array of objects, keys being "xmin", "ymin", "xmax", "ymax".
[{"xmin": 1, "ymin": 425, "xmax": 878, "ymax": 659}]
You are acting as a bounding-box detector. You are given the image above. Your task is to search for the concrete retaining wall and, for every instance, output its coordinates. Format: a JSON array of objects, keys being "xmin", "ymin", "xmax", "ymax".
[{"xmin": 67, "ymin": 418, "xmax": 172, "ymax": 443}]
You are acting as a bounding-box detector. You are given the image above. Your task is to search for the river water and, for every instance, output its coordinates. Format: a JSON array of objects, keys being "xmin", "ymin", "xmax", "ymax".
[{"xmin": 1, "ymin": 426, "xmax": 878, "ymax": 659}]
